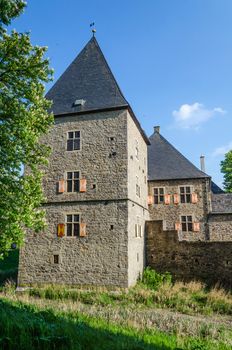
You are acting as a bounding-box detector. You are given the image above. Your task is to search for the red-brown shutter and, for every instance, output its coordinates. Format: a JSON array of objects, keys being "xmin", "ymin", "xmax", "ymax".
[
  {"xmin": 173, "ymin": 194, "xmax": 179, "ymax": 205},
  {"xmin": 57, "ymin": 223, "xmax": 65, "ymax": 237},
  {"xmin": 164, "ymin": 194, "xmax": 171, "ymax": 205},
  {"xmin": 147, "ymin": 195, "xmax": 154, "ymax": 205},
  {"xmin": 193, "ymin": 222, "xmax": 200, "ymax": 232},
  {"xmin": 80, "ymin": 223, "xmax": 86, "ymax": 237},
  {"xmin": 191, "ymin": 193, "xmax": 198, "ymax": 204},
  {"xmin": 58, "ymin": 180, "xmax": 65, "ymax": 193},
  {"xmin": 80, "ymin": 179, "xmax": 87, "ymax": 192},
  {"xmin": 175, "ymin": 222, "xmax": 181, "ymax": 231}
]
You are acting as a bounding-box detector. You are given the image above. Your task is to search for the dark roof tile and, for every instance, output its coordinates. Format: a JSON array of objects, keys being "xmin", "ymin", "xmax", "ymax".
[
  {"xmin": 46, "ymin": 37, "xmax": 128, "ymax": 115},
  {"xmin": 148, "ymin": 130, "xmax": 210, "ymax": 180}
]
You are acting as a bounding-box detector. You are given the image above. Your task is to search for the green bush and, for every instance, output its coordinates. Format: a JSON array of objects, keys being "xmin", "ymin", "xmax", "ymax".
[{"xmin": 141, "ymin": 267, "xmax": 172, "ymax": 290}]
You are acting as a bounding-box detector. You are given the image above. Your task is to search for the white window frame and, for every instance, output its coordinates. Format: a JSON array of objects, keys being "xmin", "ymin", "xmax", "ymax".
[
  {"xmin": 180, "ymin": 214, "xmax": 194, "ymax": 232},
  {"xmin": 179, "ymin": 185, "xmax": 193, "ymax": 204},
  {"xmin": 153, "ymin": 187, "xmax": 165, "ymax": 204},
  {"xmin": 65, "ymin": 170, "xmax": 81, "ymax": 193},
  {"xmin": 65, "ymin": 213, "xmax": 81, "ymax": 237},
  {"xmin": 66, "ymin": 130, "xmax": 81, "ymax": 151}
]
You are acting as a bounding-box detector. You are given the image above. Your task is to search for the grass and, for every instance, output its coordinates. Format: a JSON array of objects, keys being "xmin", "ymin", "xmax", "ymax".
[
  {"xmin": 0, "ymin": 258, "xmax": 232, "ymax": 349},
  {"xmin": 0, "ymin": 295, "xmax": 231, "ymax": 350},
  {"xmin": 0, "ymin": 249, "xmax": 19, "ymax": 286},
  {"xmin": 26, "ymin": 280, "xmax": 232, "ymax": 317}
]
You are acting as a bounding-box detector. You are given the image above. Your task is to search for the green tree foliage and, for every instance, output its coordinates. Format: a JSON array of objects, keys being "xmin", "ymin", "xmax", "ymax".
[
  {"xmin": 0, "ymin": 0, "xmax": 53, "ymax": 257},
  {"xmin": 221, "ymin": 150, "xmax": 232, "ymax": 193}
]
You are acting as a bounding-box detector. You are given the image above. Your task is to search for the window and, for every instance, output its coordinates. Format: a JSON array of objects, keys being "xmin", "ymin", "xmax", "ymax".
[
  {"xmin": 54, "ymin": 255, "xmax": 59, "ymax": 264},
  {"xmin": 66, "ymin": 214, "xmax": 80, "ymax": 236},
  {"xmin": 181, "ymin": 215, "xmax": 193, "ymax": 232},
  {"xmin": 67, "ymin": 171, "xmax": 80, "ymax": 192},
  {"xmin": 180, "ymin": 186, "xmax": 191, "ymax": 203},
  {"xmin": 154, "ymin": 187, "xmax": 164, "ymax": 204},
  {"xmin": 135, "ymin": 217, "xmax": 142, "ymax": 238},
  {"xmin": 136, "ymin": 176, "xmax": 140, "ymax": 197},
  {"xmin": 67, "ymin": 131, "xmax": 80, "ymax": 151},
  {"xmin": 135, "ymin": 140, "xmax": 139, "ymax": 160}
]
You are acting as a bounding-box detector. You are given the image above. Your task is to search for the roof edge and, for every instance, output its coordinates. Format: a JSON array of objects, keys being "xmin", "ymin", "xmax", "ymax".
[{"xmin": 148, "ymin": 176, "xmax": 211, "ymax": 181}]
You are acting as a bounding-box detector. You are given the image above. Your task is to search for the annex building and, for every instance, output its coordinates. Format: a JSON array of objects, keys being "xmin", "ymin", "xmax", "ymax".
[{"xmin": 18, "ymin": 37, "xmax": 232, "ymax": 288}]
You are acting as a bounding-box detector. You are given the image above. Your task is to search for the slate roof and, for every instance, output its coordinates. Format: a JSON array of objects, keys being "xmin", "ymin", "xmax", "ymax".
[
  {"xmin": 211, "ymin": 181, "xmax": 224, "ymax": 194},
  {"xmin": 211, "ymin": 193, "xmax": 232, "ymax": 214},
  {"xmin": 46, "ymin": 36, "xmax": 128, "ymax": 115},
  {"xmin": 148, "ymin": 129, "xmax": 210, "ymax": 180}
]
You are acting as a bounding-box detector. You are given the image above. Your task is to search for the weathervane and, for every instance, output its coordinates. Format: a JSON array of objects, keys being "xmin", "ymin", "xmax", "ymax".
[{"xmin": 90, "ymin": 22, "xmax": 96, "ymax": 36}]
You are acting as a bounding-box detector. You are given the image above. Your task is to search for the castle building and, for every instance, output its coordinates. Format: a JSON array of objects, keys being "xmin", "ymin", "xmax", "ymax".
[{"xmin": 18, "ymin": 37, "xmax": 232, "ymax": 288}]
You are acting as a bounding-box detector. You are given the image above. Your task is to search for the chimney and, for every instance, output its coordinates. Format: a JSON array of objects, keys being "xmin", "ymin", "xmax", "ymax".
[
  {"xmin": 154, "ymin": 126, "xmax": 160, "ymax": 134},
  {"xmin": 200, "ymin": 155, "xmax": 205, "ymax": 173}
]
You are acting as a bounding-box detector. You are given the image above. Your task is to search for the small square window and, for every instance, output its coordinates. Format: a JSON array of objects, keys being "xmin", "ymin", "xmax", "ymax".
[
  {"xmin": 180, "ymin": 186, "xmax": 192, "ymax": 203},
  {"xmin": 181, "ymin": 215, "xmax": 193, "ymax": 232},
  {"xmin": 54, "ymin": 255, "xmax": 59, "ymax": 264}
]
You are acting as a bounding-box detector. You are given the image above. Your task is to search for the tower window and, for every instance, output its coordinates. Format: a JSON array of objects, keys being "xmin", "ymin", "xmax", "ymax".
[
  {"xmin": 66, "ymin": 171, "xmax": 80, "ymax": 192},
  {"xmin": 67, "ymin": 131, "xmax": 80, "ymax": 151},
  {"xmin": 54, "ymin": 255, "xmax": 59, "ymax": 264},
  {"xmin": 66, "ymin": 214, "xmax": 80, "ymax": 236}
]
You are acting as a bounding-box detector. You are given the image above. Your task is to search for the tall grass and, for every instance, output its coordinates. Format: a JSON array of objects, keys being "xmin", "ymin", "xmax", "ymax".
[{"xmin": 0, "ymin": 296, "xmax": 231, "ymax": 350}]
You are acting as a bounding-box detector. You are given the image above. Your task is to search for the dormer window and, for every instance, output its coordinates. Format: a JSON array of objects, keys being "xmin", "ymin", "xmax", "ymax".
[{"xmin": 67, "ymin": 131, "xmax": 80, "ymax": 151}]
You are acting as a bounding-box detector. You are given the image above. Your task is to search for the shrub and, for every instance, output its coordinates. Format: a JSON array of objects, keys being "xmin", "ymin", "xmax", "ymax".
[{"xmin": 141, "ymin": 267, "xmax": 172, "ymax": 290}]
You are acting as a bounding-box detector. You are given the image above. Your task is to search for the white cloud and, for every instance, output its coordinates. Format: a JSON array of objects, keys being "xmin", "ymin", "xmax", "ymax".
[
  {"xmin": 172, "ymin": 102, "xmax": 226, "ymax": 129},
  {"xmin": 212, "ymin": 141, "xmax": 232, "ymax": 157}
]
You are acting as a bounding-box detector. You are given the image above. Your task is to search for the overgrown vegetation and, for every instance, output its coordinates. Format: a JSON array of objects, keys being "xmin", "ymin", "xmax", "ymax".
[
  {"xmin": 1, "ymin": 265, "xmax": 232, "ymax": 349},
  {"xmin": 0, "ymin": 296, "xmax": 231, "ymax": 350},
  {"xmin": 25, "ymin": 269, "xmax": 232, "ymax": 317}
]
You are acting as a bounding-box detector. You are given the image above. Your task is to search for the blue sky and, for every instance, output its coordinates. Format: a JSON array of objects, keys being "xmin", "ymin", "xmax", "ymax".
[{"xmin": 10, "ymin": 0, "xmax": 232, "ymax": 187}]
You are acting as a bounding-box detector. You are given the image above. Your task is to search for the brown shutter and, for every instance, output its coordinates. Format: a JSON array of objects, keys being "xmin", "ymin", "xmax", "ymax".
[
  {"xmin": 193, "ymin": 222, "xmax": 200, "ymax": 232},
  {"xmin": 57, "ymin": 223, "xmax": 65, "ymax": 237},
  {"xmin": 191, "ymin": 193, "xmax": 198, "ymax": 204},
  {"xmin": 80, "ymin": 223, "xmax": 86, "ymax": 237},
  {"xmin": 147, "ymin": 195, "xmax": 154, "ymax": 205},
  {"xmin": 58, "ymin": 180, "xmax": 65, "ymax": 193},
  {"xmin": 80, "ymin": 179, "xmax": 87, "ymax": 192},
  {"xmin": 164, "ymin": 194, "xmax": 171, "ymax": 205},
  {"xmin": 173, "ymin": 194, "xmax": 179, "ymax": 205},
  {"xmin": 175, "ymin": 222, "xmax": 181, "ymax": 231}
]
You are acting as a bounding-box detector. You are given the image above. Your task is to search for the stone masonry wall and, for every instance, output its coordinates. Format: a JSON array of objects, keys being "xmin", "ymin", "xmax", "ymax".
[
  {"xmin": 41, "ymin": 109, "xmax": 128, "ymax": 203},
  {"xmin": 148, "ymin": 178, "xmax": 211, "ymax": 241},
  {"xmin": 126, "ymin": 111, "xmax": 149, "ymax": 285},
  {"xmin": 208, "ymin": 214, "xmax": 232, "ymax": 241},
  {"xmin": 18, "ymin": 201, "xmax": 128, "ymax": 287},
  {"xmin": 146, "ymin": 220, "xmax": 232, "ymax": 287}
]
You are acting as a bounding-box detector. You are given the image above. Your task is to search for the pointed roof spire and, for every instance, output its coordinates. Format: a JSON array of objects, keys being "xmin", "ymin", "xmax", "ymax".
[
  {"xmin": 148, "ymin": 129, "xmax": 210, "ymax": 180},
  {"xmin": 46, "ymin": 37, "xmax": 129, "ymax": 115}
]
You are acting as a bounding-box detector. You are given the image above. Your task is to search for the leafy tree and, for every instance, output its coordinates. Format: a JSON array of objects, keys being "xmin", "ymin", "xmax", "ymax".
[
  {"xmin": 221, "ymin": 150, "xmax": 232, "ymax": 193},
  {"xmin": 0, "ymin": 0, "xmax": 53, "ymax": 257}
]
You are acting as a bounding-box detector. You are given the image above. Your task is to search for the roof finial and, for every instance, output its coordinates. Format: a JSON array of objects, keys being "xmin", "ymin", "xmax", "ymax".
[{"xmin": 90, "ymin": 22, "xmax": 96, "ymax": 36}]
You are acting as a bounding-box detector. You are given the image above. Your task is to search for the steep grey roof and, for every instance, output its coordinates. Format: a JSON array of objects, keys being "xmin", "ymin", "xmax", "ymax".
[
  {"xmin": 211, "ymin": 193, "xmax": 232, "ymax": 214},
  {"xmin": 46, "ymin": 37, "xmax": 128, "ymax": 115},
  {"xmin": 211, "ymin": 181, "xmax": 224, "ymax": 194},
  {"xmin": 148, "ymin": 129, "xmax": 210, "ymax": 181}
]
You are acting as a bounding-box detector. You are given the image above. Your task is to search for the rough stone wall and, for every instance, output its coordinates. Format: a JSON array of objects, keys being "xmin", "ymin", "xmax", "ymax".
[
  {"xmin": 146, "ymin": 220, "xmax": 232, "ymax": 287},
  {"xmin": 18, "ymin": 201, "xmax": 128, "ymax": 287},
  {"xmin": 126, "ymin": 111, "xmax": 149, "ymax": 285},
  {"xmin": 41, "ymin": 109, "xmax": 128, "ymax": 202},
  {"xmin": 148, "ymin": 178, "xmax": 211, "ymax": 241},
  {"xmin": 208, "ymin": 214, "xmax": 232, "ymax": 241}
]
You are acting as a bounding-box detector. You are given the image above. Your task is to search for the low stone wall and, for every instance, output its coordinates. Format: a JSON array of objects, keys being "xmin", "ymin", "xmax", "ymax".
[
  {"xmin": 146, "ymin": 220, "xmax": 232, "ymax": 287},
  {"xmin": 208, "ymin": 214, "xmax": 232, "ymax": 241}
]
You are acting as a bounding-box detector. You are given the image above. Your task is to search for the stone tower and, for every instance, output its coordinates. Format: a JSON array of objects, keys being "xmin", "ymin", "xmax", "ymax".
[{"xmin": 18, "ymin": 37, "xmax": 150, "ymax": 287}]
